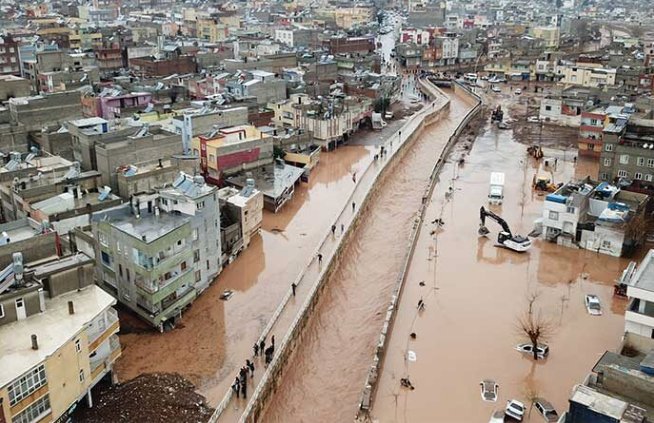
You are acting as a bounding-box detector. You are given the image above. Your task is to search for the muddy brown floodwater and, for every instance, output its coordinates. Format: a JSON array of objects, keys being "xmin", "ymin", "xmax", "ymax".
[
  {"xmin": 261, "ymin": 90, "xmax": 477, "ymax": 422},
  {"xmin": 116, "ymin": 144, "xmax": 373, "ymax": 400},
  {"xmin": 369, "ymin": 100, "xmax": 646, "ymax": 422}
]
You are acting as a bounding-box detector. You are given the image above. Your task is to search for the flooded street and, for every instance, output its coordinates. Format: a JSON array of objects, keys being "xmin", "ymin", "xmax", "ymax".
[
  {"xmin": 116, "ymin": 144, "xmax": 373, "ymax": 401},
  {"xmin": 261, "ymin": 90, "xmax": 476, "ymax": 422},
  {"xmin": 370, "ymin": 104, "xmax": 643, "ymax": 422}
]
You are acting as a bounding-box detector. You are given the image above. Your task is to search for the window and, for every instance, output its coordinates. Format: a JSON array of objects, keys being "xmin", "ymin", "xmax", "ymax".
[
  {"xmin": 588, "ymin": 143, "xmax": 595, "ymax": 151},
  {"xmin": 646, "ymin": 174, "xmax": 653, "ymax": 182},
  {"xmin": 566, "ymin": 206, "xmax": 575, "ymax": 214},
  {"xmin": 601, "ymin": 240, "xmax": 612, "ymax": 249},
  {"xmin": 195, "ymin": 270, "xmax": 201, "ymax": 282},
  {"xmin": 603, "ymin": 158, "xmax": 612, "ymax": 167},
  {"xmin": 590, "ymin": 119, "xmax": 598, "ymax": 125},
  {"xmin": 545, "ymin": 105, "xmax": 552, "ymax": 111},
  {"xmin": 605, "ymin": 144, "xmax": 613, "ymax": 152},
  {"xmin": 0, "ymin": 304, "xmax": 4, "ymax": 318},
  {"xmin": 126, "ymin": 268, "xmax": 131, "ymax": 282},
  {"xmin": 98, "ymin": 231, "xmax": 108, "ymax": 246},
  {"xmin": 101, "ymin": 251, "xmax": 112, "ymax": 266},
  {"xmin": 194, "ymin": 250, "xmax": 200, "ymax": 263},
  {"xmin": 635, "ymin": 172, "xmax": 643, "ymax": 180},
  {"xmin": 197, "ymin": 201, "xmax": 205, "ymax": 210},
  {"xmin": 8, "ymin": 365, "xmax": 47, "ymax": 406},
  {"xmin": 206, "ymin": 260, "xmax": 210, "ymax": 270},
  {"xmin": 12, "ymin": 394, "xmax": 50, "ymax": 423},
  {"xmin": 549, "ymin": 211, "xmax": 559, "ymax": 220},
  {"xmin": 209, "ymin": 154, "xmax": 215, "ymax": 163},
  {"xmin": 648, "ymin": 159, "xmax": 654, "ymax": 168},
  {"xmin": 618, "ymin": 170, "xmax": 628, "ymax": 178},
  {"xmin": 637, "ymin": 157, "xmax": 645, "ymax": 166},
  {"xmin": 600, "ymin": 172, "xmax": 610, "ymax": 181},
  {"xmin": 75, "ymin": 339, "xmax": 81, "ymax": 353},
  {"xmin": 119, "ymin": 264, "xmax": 123, "ymax": 278},
  {"xmin": 181, "ymin": 261, "xmax": 187, "ymax": 271},
  {"xmin": 79, "ymin": 369, "xmax": 85, "ymax": 382},
  {"xmin": 193, "ymin": 229, "xmax": 199, "ymax": 241},
  {"xmin": 619, "ymin": 154, "xmax": 629, "ymax": 164}
]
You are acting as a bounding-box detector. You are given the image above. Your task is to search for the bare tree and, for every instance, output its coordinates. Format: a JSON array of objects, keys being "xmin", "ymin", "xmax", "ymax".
[
  {"xmin": 517, "ymin": 311, "xmax": 553, "ymax": 360},
  {"xmin": 526, "ymin": 291, "xmax": 540, "ymax": 315}
]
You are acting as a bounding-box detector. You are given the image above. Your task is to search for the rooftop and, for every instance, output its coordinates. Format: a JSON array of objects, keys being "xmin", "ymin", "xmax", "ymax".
[
  {"xmin": 570, "ymin": 384, "xmax": 627, "ymax": 420},
  {"xmin": 0, "ymin": 285, "xmax": 115, "ymax": 388},
  {"xmin": 112, "ymin": 211, "xmax": 189, "ymax": 242},
  {"xmin": 226, "ymin": 163, "xmax": 304, "ymax": 200}
]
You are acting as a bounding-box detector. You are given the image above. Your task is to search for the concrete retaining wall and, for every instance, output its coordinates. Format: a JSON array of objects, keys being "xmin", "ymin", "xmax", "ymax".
[
  {"xmin": 210, "ymin": 80, "xmax": 454, "ymax": 423},
  {"xmin": 355, "ymin": 81, "xmax": 482, "ymax": 420}
]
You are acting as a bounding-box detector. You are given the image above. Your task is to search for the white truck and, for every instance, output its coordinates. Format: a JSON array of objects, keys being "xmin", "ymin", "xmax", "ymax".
[{"xmin": 488, "ymin": 172, "xmax": 505, "ymax": 205}]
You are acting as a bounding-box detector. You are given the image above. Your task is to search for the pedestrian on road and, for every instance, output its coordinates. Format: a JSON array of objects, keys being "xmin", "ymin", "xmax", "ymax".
[
  {"xmin": 253, "ymin": 342, "xmax": 259, "ymax": 357},
  {"xmin": 241, "ymin": 378, "xmax": 248, "ymax": 399},
  {"xmin": 233, "ymin": 377, "xmax": 241, "ymax": 398},
  {"xmin": 341, "ymin": 223, "xmax": 345, "ymax": 234},
  {"xmin": 271, "ymin": 335, "xmax": 275, "ymax": 347},
  {"xmin": 259, "ymin": 339, "xmax": 265, "ymax": 355},
  {"xmin": 352, "ymin": 201, "xmax": 356, "ymax": 212},
  {"xmin": 418, "ymin": 298, "xmax": 425, "ymax": 311},
  {"xmin": 291, "ymin": 282, "xmax": 297, "ymax": 296},
  {"xmin": 248, "ymin": 360, "xmax": 255, "ymax": 377},
  {"xmin": 240, "ymin": 366, "xmax": 248, "ymax": 381},
  {"xmin": 352, "ymin": 172, "xmax": 357, "ymax": 183},
  {"xmin": 331, "ymin": 224, "xmax": 336, "ymax": 236},
  {"xmin": 317, "ymin": 253, "xmax": 323, "ymax": 265}
]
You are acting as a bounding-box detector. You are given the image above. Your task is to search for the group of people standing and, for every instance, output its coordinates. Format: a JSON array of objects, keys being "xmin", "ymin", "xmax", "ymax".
[{"xmin": 231, "ymin": 335, "xmax": 276, "ymax": 400}]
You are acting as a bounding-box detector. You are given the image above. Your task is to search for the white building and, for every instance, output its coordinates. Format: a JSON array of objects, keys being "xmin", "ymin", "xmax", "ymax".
[
  {"xmin": 542, "ymin": 180, "xmax": 593, "ymax": 247},
  {"xmin": 625, "ymin": 249, "xmax": 654, "ymax": 339},
  {"xmin": 555, "ymin": 63, "xmax": 617, "ymax": 87}
]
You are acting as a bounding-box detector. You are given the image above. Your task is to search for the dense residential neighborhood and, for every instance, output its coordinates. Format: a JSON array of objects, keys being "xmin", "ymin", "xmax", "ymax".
[{"xmin": 0, "ymin": 0, "xmax": 654, "ymax": 421}]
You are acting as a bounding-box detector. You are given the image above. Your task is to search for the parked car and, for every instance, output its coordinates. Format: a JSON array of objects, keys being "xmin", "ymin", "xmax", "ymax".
[
  {"xmin": 505, "ymin": 399, "xmax": 525, "ymax": 421},
  {"xmin": 489, "ymin": 410, "xmax": 506, "ymax": 423},
  {"xmin": 480, "ymin": 379, "xmax": 499, "ymax": 402},
  {"xmin": 585, "ymin": 294, "xmax": 602, "ymax": 316},
  {"xmin": 515, "ymin": 343, "xmax": 549, "ymax": 359},
  {"xmin": 514, "ymin": 88, "xmax": 522, "ymax": 95},
  {"xmin": 534, "ymin": 398, "xmax": 559, "ymax": 422},
  {"xmin": 491, "ymin": 85, "xmax": 502, "ymax": 93},
  {"xmin": 527, "ymin": 116, "xmax": 540, "ymax": 123}
]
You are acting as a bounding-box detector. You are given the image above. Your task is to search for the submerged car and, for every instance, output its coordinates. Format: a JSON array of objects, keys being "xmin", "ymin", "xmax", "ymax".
[
  {"xmin": 505, "ymin": 399, "xmax": 525, "ymax": 421},
  {"xmin": 514, "ymin": 88, "xmax": 522, "ymax": 95},
  {"xmin": 489, "ymin": 410, "xmax": 505, "ymax": 423},
  {"xmin": 491, "ymin": 85, "xmax": 502, "ymax": 93},
  {"xmin": 527, "ymin": 116, "xmax": 541, "ymax": 123},
  {"xmin": 515, "ymin": 343, "xmax": 549, "ymax": 359},
  {"xmin": 534, "ymin": 398, "xmax": 559, "ymax": 422},
  {"xmin": 585, "ymin": 294, "xmax": 602, "ymax": 316},
  {"xmin": 480, "ymin": 379, "xmax": 499, "ymax": 402}
]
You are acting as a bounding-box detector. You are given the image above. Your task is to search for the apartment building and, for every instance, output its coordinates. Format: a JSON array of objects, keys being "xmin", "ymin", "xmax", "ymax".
[
  {"xmin": 193, "ymin": 125, "xmax": 273, "ymax": 184},
  {"xmin": 92, "ymin": 172, "xmax": 221, "ymax": 329},
  {"xmin": 555, "ymin": 62, "xmax": 617, "ymax": 88},
  {"xmin": 624, "ymin": 249, "xmax": 654, "ymax": 340},
  {"xmin": 578, "ymin": 108, "xmax": 607, "ymax": 158},
  {"xmin": 0, "ymin": 229, "xmax": 120, "ymax": 423},
  {"xmin": 218, "ymin": 182, "xmax": 263, "ymax": 257},
  {"xmin": 0, "ymin": 35, "xmax": 21, "ymax": 76},
  {"xmin": 598, "ymin": 115, "xmax": 654, "ymax": 185}
]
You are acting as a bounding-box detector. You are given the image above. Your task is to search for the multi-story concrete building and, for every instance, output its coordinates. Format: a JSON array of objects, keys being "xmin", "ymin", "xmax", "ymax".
[
  {"xmin": 8, "ymin": 91, "xmax": 83, "ymax": 133},
  {"xmin": 193, "ymin": 125, "xmax": 273, "ymax": 184},
  {"xmin": 0, "ymin": 35, "xmax": 21, "ymax": 76},
  {"xmin": 0, "ymin": 75, "xmax": 31, "ymax": 101},
  {"xmin": 598, "ymin": 115, "xmax": 654, "ymax": 184},
  {"xmin": 224, "ymin": 70, "xmax": 287, "ymax": 106},
  {"xmin": 92, "ymin": 172, "xmax": 221, "ymax": 329},
  {"xmin": 625, "ymin": 249, "xmax": 654, "ymax": 340},
  {"xmin": 0, "ymin": 229, "xmax": 121, "ymax": 423},
  {"xmin": 195, "ymin": 18, "xmax": 229, "ymax": 43},
  {"xmin": 532, "ymin": 26, "xmax": 560, "ymax": 48},
  {"xmin": 578, "ymin": 108, "xmax": 608, "ymax": 158},
  {"xmin": 555, "ymin": 62, "xmax": 617, "ymax": 88}
]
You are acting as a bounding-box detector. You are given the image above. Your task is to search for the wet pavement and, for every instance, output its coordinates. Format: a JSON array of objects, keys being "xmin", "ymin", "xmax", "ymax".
[
  {"xmin": 260, "ymin": 89, "xmax": 477, "ymax": 422},
  {"xmin": 369, "ymin": 102, "xmax": 643, "ymax": 422}
]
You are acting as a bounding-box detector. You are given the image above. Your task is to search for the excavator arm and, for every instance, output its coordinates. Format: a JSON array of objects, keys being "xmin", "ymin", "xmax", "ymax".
[{"xmin": 479, "ymin": 206, "xmax": 512, "ymax": 236}]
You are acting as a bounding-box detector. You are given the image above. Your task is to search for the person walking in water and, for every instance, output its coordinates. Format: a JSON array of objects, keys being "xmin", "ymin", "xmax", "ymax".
[
  {"xmin": 259, "ymin": 338, "xmax": 265, "ymax": 355},
  {"xmin": 352, "ymin": 201, "xmax": 356, "ymax": 212},
  {"xmin": 232, "ymin": 377, "xmax": 240, "ymax": 398},
  {"xmin": 317, "ymin": 253, "xmax": 323, "ymax": 265},
  {"xmin": 248, "ymin": 360, "xmax": 255, "ymax": 378},
  {"xmin": 341, "ymin": 223, "xmax": 345, "ymax": 234},
  {"xmin": 253, "ymin": 342, "xmax": 259, "ymax": 357},
  {"xmin": 291, "ymin": 282, "xmax": 297, "ymax": 296},
  {"xmin": 331, "ymin": 224, "xmax": 336, "ymax": 236}
]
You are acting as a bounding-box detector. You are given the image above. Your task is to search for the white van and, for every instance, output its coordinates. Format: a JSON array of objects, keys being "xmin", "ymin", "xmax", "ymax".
[{"xmin": 488, "ymin": 172, "xmax": 505, "ymax": 205}]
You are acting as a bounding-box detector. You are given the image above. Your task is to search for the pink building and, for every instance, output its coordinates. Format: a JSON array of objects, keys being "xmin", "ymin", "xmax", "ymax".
[{"xmin": 98, "ymin": 91, "xmax": 152, "ymax": 119}]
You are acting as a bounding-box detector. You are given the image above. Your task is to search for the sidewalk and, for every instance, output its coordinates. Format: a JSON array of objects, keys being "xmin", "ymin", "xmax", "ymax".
[{"xmin": 214, "ymin": 92, "xmax": 449, "ymax": 422}]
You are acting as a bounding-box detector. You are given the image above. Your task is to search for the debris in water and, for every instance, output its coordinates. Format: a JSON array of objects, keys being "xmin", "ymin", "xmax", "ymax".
[
  {"xmin": 270, "ymin": 228, "xmax": 284, "ymax": 233},
  {"xmin": 410, "ymin": 333, "xmax": 417, "ymax": 339},
  {"xmin": 400, "ymin": 377, "xmax": 415, "ymax": 390},
  {"xmin": 407, "ymin": 351, "xmax": 417, "ymax": 362},
  {"xmin": 419, "ymin": 281, "xmax": 425, "ymax": 287}
]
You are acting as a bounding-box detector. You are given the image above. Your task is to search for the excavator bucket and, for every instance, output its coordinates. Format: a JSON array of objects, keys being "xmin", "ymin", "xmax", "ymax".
[{"xmin": 478, "ymin": 225, "xmax": 490, "ymax": 236}]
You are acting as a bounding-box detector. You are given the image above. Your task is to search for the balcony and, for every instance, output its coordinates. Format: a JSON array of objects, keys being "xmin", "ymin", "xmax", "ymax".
[
  {"xmin": 136, "ymin": 268, "xmax": 193, "ymax": 304},
  {"xmin": 88, "ymin": 308, "xmax": 119, "ymax": 352},
  {"xmin": 90, "ymin": 334, "xmax": 121, "ymax": 381},
  {"xmin": 625, "ymin": 298, "xmax": 654, "ymax": 331}
]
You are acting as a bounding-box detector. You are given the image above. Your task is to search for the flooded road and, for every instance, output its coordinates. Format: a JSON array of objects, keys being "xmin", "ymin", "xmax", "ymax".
[
  {"xmin": 116, "ymin": 144, "xmax": 373, "ymax": 400},
  {"xmin": 370, "ymin": 105, "xmax": 643, "ymax": 422},
  {"xmin": 261, "ymin": 90, "xmax": 477, "ymax": 422}
]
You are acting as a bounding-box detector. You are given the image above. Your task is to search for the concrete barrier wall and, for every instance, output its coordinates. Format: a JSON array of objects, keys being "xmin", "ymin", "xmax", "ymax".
[
  {"xmin": 215, "ymin": 81, "xmax": 454, "ymax": 423},
  {"xmin": 355, "ymin": 81, "xmax": 482, "ymax": 420}
]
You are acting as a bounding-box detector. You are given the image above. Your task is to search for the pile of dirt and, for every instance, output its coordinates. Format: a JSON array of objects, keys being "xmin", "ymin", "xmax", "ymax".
[{"xmin": 74, "ymin": 373, "xmax": 213, "ymax": 423}]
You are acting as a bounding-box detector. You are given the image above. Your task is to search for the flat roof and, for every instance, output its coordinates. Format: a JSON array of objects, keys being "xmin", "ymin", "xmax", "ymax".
[
  {"xmin": 570, "ymin": 385, "xmax": 627, "ymax": 420},
  {"xmin": 0, "ymin": 285, "xmax": 115, "ymax": 388},
  {"xmin": 68, "ymin": 117, "xmax": 108, "ymax": 127},
  {"xmin": 112, "ymin": 212, "xmax": 189, "ymax": 242},
  {"xmin": 226, "ymin": 163, "xmax": 303, "ymax": 200}
]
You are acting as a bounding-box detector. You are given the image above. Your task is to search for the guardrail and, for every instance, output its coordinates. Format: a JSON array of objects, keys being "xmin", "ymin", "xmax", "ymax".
[
  {"xmin": 355, "ymin": 80, "xmax": 482, "ymax": 420},
  {"xmin": 209, "ymin": 79, "xmax": 453, "ymax": 423}
]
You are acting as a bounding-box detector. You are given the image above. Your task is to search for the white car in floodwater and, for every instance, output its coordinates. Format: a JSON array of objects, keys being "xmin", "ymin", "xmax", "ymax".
[
  {"xmin": 489, "ymin": 410, "xmax": 505, "ymax": 423},
  {"xmin": 480, "ymin": 379, "xmax": 499, "ymax": 402},
  {"xmin": 585, "ymin": 294, "xmax": 602, "ymax": 316},
  {"xmin": 506, "ymin": 399, "xmax": 525, "ymax": 421}
]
